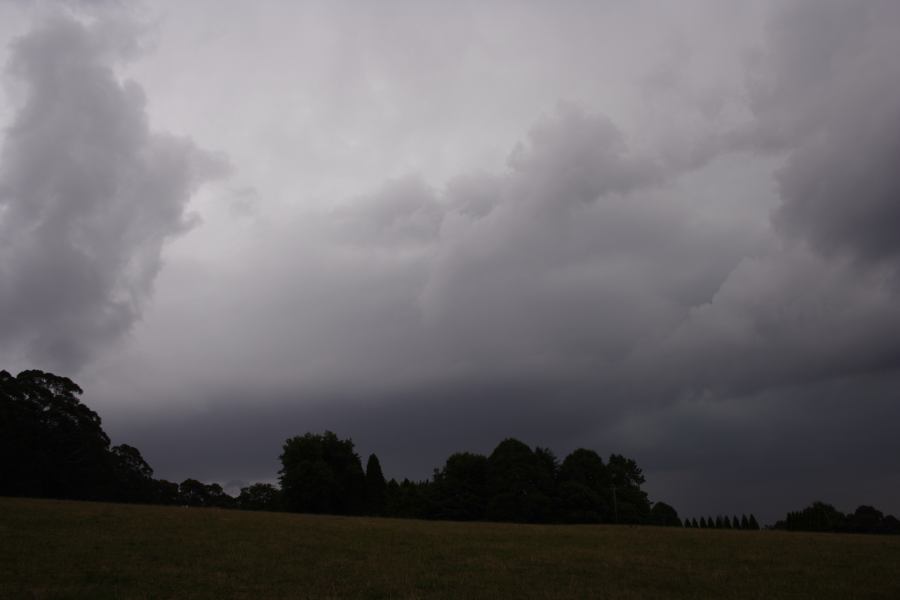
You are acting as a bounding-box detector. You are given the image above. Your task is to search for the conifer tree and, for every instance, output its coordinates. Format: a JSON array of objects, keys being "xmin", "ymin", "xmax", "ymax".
[
  {"xmin": 365, "ymin": 453, "xmax": 388, "ymax": 515},
  {"xmin": 749, "ymin": 514, "xmax": 760, "ymax": 530}
]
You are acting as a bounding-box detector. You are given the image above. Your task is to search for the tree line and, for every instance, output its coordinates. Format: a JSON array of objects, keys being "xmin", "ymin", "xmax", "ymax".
[
  {"xmin": 772, "ymin": 501, "xmax": 900, "ymax": 535},
  {"xmin": 277, "ymin": 431, "xmax": 682, "ymax": 525},
  {"xmin": 3, "ymin": 369, "xmax": 898, "ymax": 534},
  {"xmin": 683, "ymin": 515, "xmax": 760, "ymax": 530}
]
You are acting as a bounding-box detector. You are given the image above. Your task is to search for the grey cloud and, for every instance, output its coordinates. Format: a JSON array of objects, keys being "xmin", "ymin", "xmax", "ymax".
[
  {"xmin": 627, "ymin": 249, "xmax": 900, "ymax": 402},
  {"xmin": 506, "ymin": 105, "xmax": 665, "ymax": 207},
  {"xmin": 0, "ymin": 16, "xmax": 225, "ymax": 370},
  {"xmin": 42, "ymin": 0, "xmax": 900, "ymax": 520},
  {"xmin": 332, "ymin": 176, "xmax": 442, "ymax": 248},
  {"xmin": 418, "ymin": 106, "xmax": 753, "ymax": 372},
  {"xmin": 747, "ymin": 0, "xmax": 900, "ymax": 262}
]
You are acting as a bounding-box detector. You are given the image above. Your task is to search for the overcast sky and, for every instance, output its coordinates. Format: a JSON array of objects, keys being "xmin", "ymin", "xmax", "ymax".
[{"xmin": 1, "ymin": 0, "xmax": 899, "ymax": 523}]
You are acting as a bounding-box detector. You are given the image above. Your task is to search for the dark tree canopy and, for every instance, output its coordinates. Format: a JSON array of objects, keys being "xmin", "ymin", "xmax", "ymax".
[
  {"xmin": 1, "ymin": 370, "xmax": 113, "ymax": 500},
  {"xmin": 558, "ymin": 448, "xmax": 608, "ymax": 523},
  {"xmin": 607, "ymin": 454, "xmax": 650, "ymax": 523},
  {"xmin": 279, "ymin": 431, "xmax": 366, "ymax": 515},
  {"xmin": 774, "ymin": 502, "xmax": 899, "ymax": 534},
  {"xmin": 237, "ymin": 483, "xmax": 283, "ymax": 511},
  {"xmin": 648, "ymin": 501, "xmax": 682, "ymax": 527},
  {"xmin": 1, "ymin": 369, "xmax": 238, "ymax": 507},
  {"xmin": 110, "ymin": 443, "xmax": 156, "ymax": 502},
  {"xmin": 364, "ymin": 453, "xmax": 387, "ymax": 516},
  {"xmin": 22, "ymin": 369, "xmax": 897, "ymax": 535},
  {"xmin": 430, "ymin": 452, "xmax": 489, "ymax": 521},
  {"xmin": 486, "ymin": 438, "xmax": 557, "ymax": 523}
]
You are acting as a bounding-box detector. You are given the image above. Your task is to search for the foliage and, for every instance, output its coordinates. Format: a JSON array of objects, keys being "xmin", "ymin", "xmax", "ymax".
[
  {"xmin": 648, "ymin": 502, "xmax": 682, "ymax": 527},
  {"xmin": 429, "ymin": 452, "xmax": 489, "ymax": 521},
  {"xmin": 6, "ymin": 368, "xmax": 898, "ymax": 534},
  {"xmin": 0, "ymin": 370, "xmax": 113, "ymax": 500},
  {"xmin": 237, "ymin": 483, "xmax": 283, "ymax": 511},
  {"xmin": 364, "ymin": 454, "xmax": 387, "ymax": 516},
  {"xmin": 774, "ymin": 501, "xmax": 900, "ymax": 534},
  {"xmin": 278, "ymin": 431, "xmax": 366, "ymax": 514},
  {"xmin": 607, "ymin": 453, "xmax": 651, "ymax": 523},
  {"xmin": 0, "ymin": 369, "xmax": 238, "ymax": 508}
]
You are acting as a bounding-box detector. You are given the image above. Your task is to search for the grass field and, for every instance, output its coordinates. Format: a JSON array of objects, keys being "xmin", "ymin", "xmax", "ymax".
[{"xmin": 1, "ymin": 497, "xmax": 899, "ymax": 599}]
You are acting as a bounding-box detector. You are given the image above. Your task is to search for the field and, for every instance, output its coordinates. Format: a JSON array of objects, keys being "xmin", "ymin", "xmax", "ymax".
[{"xmin": 1, "ymin": 497, "xmax": 899, "ymax": 599}]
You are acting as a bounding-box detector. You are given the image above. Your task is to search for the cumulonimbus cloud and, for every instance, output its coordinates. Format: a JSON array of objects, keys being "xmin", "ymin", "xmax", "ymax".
[
  {"xmin": 748, "ymin": 0, "xmax": 900, "ymax": 263},
  {"xmin": 0, "ymin": 15, "xmax": 227, "ymax": 370}
]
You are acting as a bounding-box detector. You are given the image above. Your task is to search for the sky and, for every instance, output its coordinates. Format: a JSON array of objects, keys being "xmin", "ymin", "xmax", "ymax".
[{"xmin": 1, "ymin": 0, "xmax": 899, "ymax": 524}]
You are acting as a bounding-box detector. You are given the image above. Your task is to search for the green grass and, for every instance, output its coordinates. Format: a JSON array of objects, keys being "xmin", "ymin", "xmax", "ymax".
[{"xmin": 1, "ymin": 497, "xmax": 899, "ymax": 599}]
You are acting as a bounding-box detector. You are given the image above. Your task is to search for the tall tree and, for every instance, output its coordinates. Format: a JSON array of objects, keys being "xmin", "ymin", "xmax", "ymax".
[
  {"xmin": 429, "ymin": 452, "xmax": 489, "ymax": 521},
  {"xmin": 606, "ymin": 454, "xmax": 650, "ymax": 523},
  {"xmin": 0, "ymin": 370, "xmax": 115, "ymax": 500},
  {"xmin": 486, "ymin": 439, "xmax": 557, "ymax": 523},
  {"xmin": 365, "ymin": 454, "xmax": 387, "ymax": 516},
  {"xmin": 558, "ymin": 448, "xmax": 609, "ymax": 523},
  {"xmin": 109, "ymin": 443, "xmax": 156, "ymax": 502},
  {"xmin": 279, "ymin": 431, "xmax": 365, "ymax": 515}
]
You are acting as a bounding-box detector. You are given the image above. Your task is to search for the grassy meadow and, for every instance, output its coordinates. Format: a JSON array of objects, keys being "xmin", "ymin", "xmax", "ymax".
[{"xmin": 1, "ymin": 497, "xmax": 899, "ymax": 599}]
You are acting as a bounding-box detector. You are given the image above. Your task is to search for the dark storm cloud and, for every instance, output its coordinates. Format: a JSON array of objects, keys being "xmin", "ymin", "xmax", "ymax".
[
  {"xmin": 37, "ymin": 0, "xmax": 900, "ymax": 520},
  {"xmin": 748, "ymin": 0, "xmax": 900, "ymax": 262},
  {"xmin": 0, "ymin": 16, "xmax": 226, "ymax": 370},
  {"xmin": 626, "ymin": 250, "xmax": 900, "ymax": 402},
  {"xmin": 417, "ymin": 105, "xmax": 742, "ymax": 372},
  {"xmin": 624, "ymin": 0, "xmax": 900, "ymax": 404}
]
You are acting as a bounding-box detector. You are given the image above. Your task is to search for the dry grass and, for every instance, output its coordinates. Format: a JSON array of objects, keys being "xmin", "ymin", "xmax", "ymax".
[{"xmin": 1, "ymin": 497, "xmax": 899, "ymax": 599}]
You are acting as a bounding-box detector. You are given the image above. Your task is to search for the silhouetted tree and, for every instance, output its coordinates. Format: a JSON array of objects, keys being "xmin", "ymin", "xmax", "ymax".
[
  {"xmin": 883, "ymin": 514, "xmax": 900, "ymax": 535},
  {"xmin": 691, "ymin": 517, "xmax": 699, "ymax": 528},
  {"xmin": 648, "ymin": 502, "xmax": 682, "ymax": 527},
  {"xmin": 429, "ymin": 452, "xmax": 489, "ymax": 521},
  {"xmin": 0, "ymin": 370, "xmax": 115, "ymax": 500},
  {"xmin": 238, "ymin": 483, "xmax": 283, "ymax": 511},
  {"xmin": 699, "ymin": 517, "xmax": 707, "ymax": 528},
  {"xmin": 740, "ymin": 514, "xmax": 750, "ymax": 530},
  {"xmin": 385, "ymin": 478, "xmax": 431, "ymax": 518},
  {"xmin": 109, "ymin": 444, "xmax": 156, "ymax": 502},
  {"xmin": 558, "ymin": 448, "xmax": 609, "ymax": 523},
  {"xmin": 846, "ymin": 505, "xmax": 883, "ymax": 534},
  {"xmin": 178, "ymin": 479, "xmax": 234, "ymax": 508},
  {"xmin": 279, "ymin": 431, "xmax": 365, "ymax": 515},
  {"xmin": 486, "ymin": 439, "xmax": 557, "ymax": 523},
  {"xmin": 607, "ymin": 454, "xmax": 650, "ymax": 523},
  {"xmin": 748, "ymin": 514, "xmax": 760, "ymax": 530},
  {"xmin": 154, "ymin": 479, "xmax": 181, "ymax": 505},
  {"xmin": 774, "ymin": 501, "xmax": 845, "ymax": 532},
  {"xmin": 365, "ymin": 454, "xmax": 387, "ymax": 516}
]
